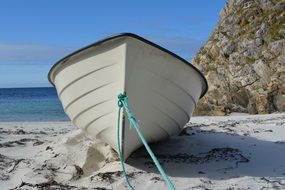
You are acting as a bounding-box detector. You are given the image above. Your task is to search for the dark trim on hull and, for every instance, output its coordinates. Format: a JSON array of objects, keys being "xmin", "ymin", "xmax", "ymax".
[{"xmin": 48, "ymin": 33, "xmax": 208, "ymax": 98}]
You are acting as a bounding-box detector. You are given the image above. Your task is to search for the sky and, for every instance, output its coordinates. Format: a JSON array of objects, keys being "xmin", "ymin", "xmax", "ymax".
[{"xmin": 0, "ymin": 0, "xmax": 226, "ymax": 88}]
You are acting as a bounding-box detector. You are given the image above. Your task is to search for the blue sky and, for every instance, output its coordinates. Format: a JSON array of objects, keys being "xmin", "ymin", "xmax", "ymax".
[{"xmin": 0, "ymin": 0, "xmax": 226, "ymax": 88}]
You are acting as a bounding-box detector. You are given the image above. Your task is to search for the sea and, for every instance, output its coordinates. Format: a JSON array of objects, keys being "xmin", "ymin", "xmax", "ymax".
[{"xmin": 0, "ymin": 87, "xmax": 69, "ymax": 122}]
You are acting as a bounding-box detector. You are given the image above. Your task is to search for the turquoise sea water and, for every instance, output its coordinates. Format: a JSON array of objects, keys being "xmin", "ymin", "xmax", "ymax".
[{"xmin": 0, "ymin": 87, "xmax": 69, "ymax": 121}]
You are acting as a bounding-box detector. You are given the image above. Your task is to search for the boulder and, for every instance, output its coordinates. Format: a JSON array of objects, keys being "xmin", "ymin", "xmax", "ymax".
[
  {"xmin": 274, "ymin": 95, "xmax": 285, "ymax": 112},
  {"xmin": 192, "ymin": 0, "xmax": 285, "ymax": 115}
]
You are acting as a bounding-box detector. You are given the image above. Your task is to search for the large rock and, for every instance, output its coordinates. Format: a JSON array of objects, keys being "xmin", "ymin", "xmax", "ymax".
[
  {"xmin": 274, "ymin": 95, "xmax": 285, "ymax": 112},
  {"xmin": 193, "ymin": 0, "xmax": 285, "ymax": 115},
  {"xmin": 252, "ymin": 60, "xmax": 271, "ymax": 84}
]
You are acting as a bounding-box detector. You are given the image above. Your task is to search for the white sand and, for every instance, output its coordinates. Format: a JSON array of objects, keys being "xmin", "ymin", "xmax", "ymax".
[{"xmin": 0, "ymin": 113, "xmax": 285, "ymax": 189}]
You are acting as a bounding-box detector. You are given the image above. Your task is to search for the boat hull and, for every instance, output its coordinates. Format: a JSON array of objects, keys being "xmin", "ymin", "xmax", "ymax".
[{"xmin": 48, "ymin": 34, "xmax": 207, "ymax": 160}]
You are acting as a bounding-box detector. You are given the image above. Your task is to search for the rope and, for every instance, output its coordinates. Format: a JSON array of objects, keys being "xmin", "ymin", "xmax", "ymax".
[
  {"xmin": 117, "ymin": 93, "xmax": 176, "ymax": 190},
  {"xmin": 117, "ymin": 100, "xmax": 135, "ymax": 190}
]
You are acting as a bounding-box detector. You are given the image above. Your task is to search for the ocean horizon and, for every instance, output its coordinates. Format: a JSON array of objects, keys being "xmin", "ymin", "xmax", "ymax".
[{"xmin": 0, "ymin": 87, "xmax": 69, "ymax": 121}]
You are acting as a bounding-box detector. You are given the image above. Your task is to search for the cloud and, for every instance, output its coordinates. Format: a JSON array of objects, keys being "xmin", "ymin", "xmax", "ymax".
[
  {"xmin": 0, "ymin": 44, "xmax": 74, "ymax": 64},
  {"xmin": 146, "ymin": 35, "xmax": 204, "ymax": 60}
]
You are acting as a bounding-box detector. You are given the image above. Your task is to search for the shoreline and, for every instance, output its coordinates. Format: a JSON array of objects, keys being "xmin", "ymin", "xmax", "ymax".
[{"xmin": 0, "ymin": 112, "xmax": 284, "ymax": 123}]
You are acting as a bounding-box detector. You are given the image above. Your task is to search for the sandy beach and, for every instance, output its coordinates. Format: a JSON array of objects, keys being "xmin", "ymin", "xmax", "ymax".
[
  {"xmin": 1, "ymin": 113, "xmax": 285, "ymax": 190},
  {"xmin": 1, "ymin": 0, "xmax": 284, "ymax": 189}
]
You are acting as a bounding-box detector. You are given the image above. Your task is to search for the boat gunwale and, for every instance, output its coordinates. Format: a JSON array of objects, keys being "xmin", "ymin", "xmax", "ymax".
[{"xmin": 48, "ymin": 33, "xmax": 208, "ymax": 98}]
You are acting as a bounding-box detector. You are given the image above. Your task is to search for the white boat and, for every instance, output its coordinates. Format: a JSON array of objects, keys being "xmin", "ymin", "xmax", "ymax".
[{"xmin": 48, "ymin": 33, "xmax": 208, "ymax": 160}]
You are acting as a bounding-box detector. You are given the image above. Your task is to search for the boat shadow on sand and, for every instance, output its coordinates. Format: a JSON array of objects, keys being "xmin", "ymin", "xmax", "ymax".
[{"xmin": 126, "ymin": 118, "xmax": 285, "ymax": 180}]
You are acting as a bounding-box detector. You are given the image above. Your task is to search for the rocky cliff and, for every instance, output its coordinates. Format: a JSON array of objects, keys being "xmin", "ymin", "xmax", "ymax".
[{"xmin": 193, "ymin": 0, "xmax": 285, "ymax": 115}]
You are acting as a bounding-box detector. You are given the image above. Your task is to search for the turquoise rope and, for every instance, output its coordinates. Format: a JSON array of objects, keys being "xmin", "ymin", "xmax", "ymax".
[
  {"xmin": 117, "ymin": 104, "xmax": 135, "ymax": 190},
  {"xmin": 117, "ymin": 93, "xmax": 176, "ymax": 190}
]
